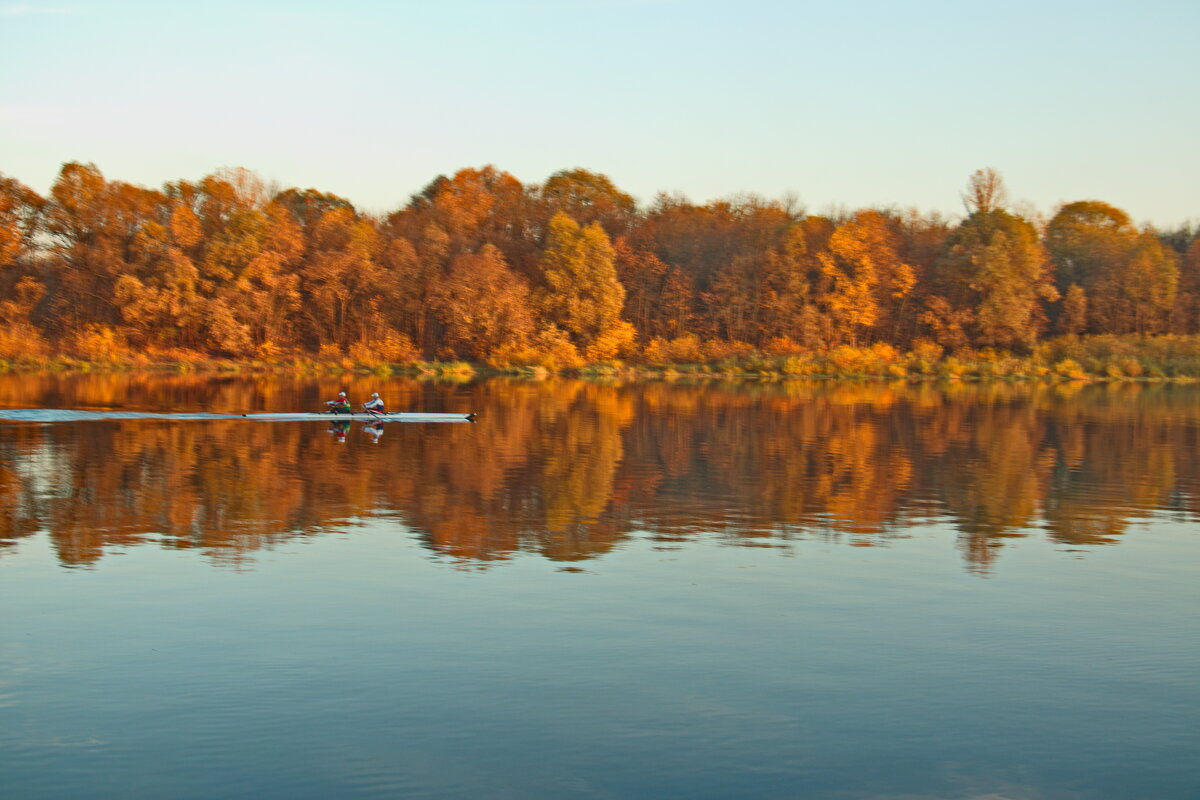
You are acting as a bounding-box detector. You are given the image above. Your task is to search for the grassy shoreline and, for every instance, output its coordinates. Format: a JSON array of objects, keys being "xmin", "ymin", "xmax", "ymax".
[
  {"xmin": 2, "ymin": 359, "xmax": 1200, "ymax": 383},
  {"xmin": 4, "ymin": 336, "xmax": 1200, "ymax": 383}
]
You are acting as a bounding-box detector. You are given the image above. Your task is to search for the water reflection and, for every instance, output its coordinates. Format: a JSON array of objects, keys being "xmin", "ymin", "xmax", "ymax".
[{"xmin": 1, "ymin": 374, "xmax": 1197, "ymax": 572}]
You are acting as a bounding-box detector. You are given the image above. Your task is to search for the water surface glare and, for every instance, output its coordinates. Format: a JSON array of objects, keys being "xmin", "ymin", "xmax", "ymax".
[{"xmin": 1, "ymin": 374, "xmax": 1198, "ymax": 799}]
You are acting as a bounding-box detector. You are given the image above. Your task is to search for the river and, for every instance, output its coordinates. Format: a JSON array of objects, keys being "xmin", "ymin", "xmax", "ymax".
[{"xmin": 1, "ymin": 373, "xmax": 1197, "ymax": 798}]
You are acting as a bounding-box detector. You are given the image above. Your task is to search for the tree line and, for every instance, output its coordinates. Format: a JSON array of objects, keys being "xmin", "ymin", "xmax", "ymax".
[{"xmin": 1, "ymin": 163, "xmax": 1197, "ymax": 366}]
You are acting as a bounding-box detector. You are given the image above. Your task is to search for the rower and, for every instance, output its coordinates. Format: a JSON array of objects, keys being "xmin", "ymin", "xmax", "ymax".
[
  {"xmin": 363, "ymin": 392, "xmax": 385, "ymax": 413},
  {"xmin": 326, "ymin": 391, "xmax": 351, "ymax": 414}
]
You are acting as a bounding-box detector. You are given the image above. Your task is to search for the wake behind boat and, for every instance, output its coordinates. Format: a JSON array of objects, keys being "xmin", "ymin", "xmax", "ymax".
[{"xmin": 0, "ymin": 409, "xmax": 477, "ymax": 423}]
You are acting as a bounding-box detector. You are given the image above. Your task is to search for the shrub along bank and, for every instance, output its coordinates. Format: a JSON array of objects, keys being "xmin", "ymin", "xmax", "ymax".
[{"xmin": 3, "ymin": 335, "xmax": 1200, "ymax": 382}]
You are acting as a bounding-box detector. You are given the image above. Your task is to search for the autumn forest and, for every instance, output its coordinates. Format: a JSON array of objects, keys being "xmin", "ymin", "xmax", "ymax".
[{"xmin": 1, "ymin": 162, "xmax": 1198, "ymax": 374}]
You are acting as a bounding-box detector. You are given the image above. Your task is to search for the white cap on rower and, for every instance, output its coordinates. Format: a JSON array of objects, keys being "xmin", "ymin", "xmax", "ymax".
[
  {"xmin": 338, "ymin": 391, "xmax": 346, "ymax": 397},
  {"xmin": 371, "ymin": 393, "xmax": 379, "ymax": 397}
]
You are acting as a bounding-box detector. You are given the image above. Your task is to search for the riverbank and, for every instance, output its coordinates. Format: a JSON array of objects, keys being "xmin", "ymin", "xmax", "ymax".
[{"xmin": 3, "ymin": 335, "xmax": 1200, "ymax": 382}]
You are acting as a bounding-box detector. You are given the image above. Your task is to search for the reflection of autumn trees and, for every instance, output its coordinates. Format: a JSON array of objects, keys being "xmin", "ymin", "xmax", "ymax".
[
  {"xmin": 401, "ymin": 380, "xmax": 634, "ymax": 563},
  {"xmin": 620, "ymin": 383, "xmax": 916, "ymax": 544},
  {"xmin": 920, "ymin": 389, "xmax": 1055, "ymax": 570},
  {"xmin": 1041, "ymin": 383, "xmax": 1187, "ymax": 546},
  {"xmin": 0, "ymin": 426, "xmax": 44, "ymax": 554},
  {"xmin": 1, "ymin": 376, "xmax": 1198, "ymax": 572},
  {"xmin": 6, "ymin": 421, "xmax": 363, "ymax": 567}
]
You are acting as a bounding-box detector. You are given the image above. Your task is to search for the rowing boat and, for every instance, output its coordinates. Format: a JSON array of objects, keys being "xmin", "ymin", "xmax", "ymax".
[
  {"xmin": 242, "ymin": 412, "xmax": 476, "ymax": 423},
  {"xmin": 0, "ymin": 409, "xmax": 476, "ymax": 423}
]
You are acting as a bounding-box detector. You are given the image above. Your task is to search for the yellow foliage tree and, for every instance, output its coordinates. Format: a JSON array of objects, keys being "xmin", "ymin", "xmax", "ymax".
[
  {"xmin": 536, "ymin": 212, "xmax": 627, "ymax": 360},
  {"xmin": 818, "ymin": 211, "xmax": 915, "ymax": 345}
]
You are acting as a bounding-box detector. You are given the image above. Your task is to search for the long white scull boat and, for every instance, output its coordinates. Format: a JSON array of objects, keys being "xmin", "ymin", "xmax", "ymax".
[{"xmin": 242, "ymin": 412, "xmax": 476, "ymax": 423}]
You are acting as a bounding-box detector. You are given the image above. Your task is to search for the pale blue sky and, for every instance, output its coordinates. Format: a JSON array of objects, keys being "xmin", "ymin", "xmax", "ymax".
[{"xmin": 2, "ymin": 0, "xmax": 1197, "ymax": 226}]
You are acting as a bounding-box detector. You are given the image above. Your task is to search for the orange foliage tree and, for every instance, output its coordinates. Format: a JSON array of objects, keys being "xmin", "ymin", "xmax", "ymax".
[{"xmin": 2, "ymin": 161, "xmax": 1197, "ymax": 367}]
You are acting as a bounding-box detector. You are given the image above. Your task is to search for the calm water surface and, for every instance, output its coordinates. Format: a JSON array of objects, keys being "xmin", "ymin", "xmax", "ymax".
[{"xmin": 1, "ymin": 374, "xmax": 1198, "ymax": 799}]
